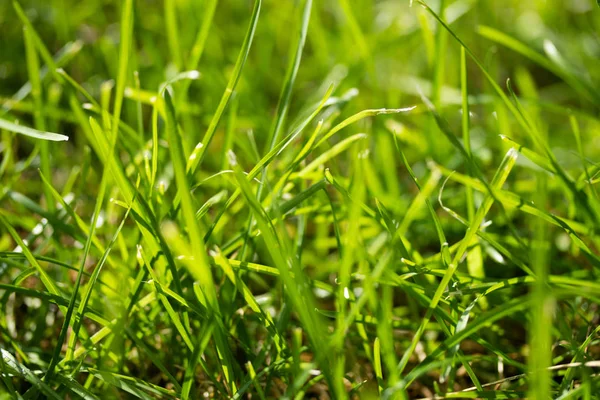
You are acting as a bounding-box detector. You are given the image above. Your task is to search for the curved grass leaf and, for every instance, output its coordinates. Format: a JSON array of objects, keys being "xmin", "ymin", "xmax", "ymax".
[{"xmin": 0, "ymin": 118, "xmax": 68, "ymax": 141}]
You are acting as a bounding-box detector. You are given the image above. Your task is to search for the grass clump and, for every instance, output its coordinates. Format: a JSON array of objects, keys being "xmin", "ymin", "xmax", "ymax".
[{"xmin": 1, "ymin": 0, "xmax": 600, "ymax": 398}]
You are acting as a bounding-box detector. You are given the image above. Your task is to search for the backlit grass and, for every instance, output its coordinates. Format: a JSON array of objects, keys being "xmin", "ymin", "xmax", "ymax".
[{"xmin": 1, "ymin": 0, "xmax": 600, "ymax": 398}]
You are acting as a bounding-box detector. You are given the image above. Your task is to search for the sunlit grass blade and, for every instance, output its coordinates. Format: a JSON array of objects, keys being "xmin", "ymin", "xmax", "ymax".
[
  {"xmin": 241, "ymin": 0, "xmax": 313, "ymax": 260},
  {"xmin": 43, "ymin": 0, "xmax": 133, "ymax": 375},
  {"xmin": 43, "ymin": 133, "xmax": 110, "ymax": 383},
  {"xmin": 3, "ymin": 1, "xmax": 599, "ymax": 398},
  {"xmin": 203, "ymin": 85, "xmax": 334, "ymax": 240},
  {"xmin": 295, "ymin": 133, "xmax": 367, "ymax": 178},
  {"xmin": 0, "ymin": 118, "xmax": 68, "ymax": 141},
  {"xmin": 315, "ymin": 106, "xmax": 416, "ymax": 148},
  {"xmin": 186, "ymin": 0, "xmax": 261, "ymax": 174},
  {"xmin": 163, "ymin": 89, "xmax": 237, "ymax": 389},
  {"xmin": 227, "ymin": 150, "xmax": 341, "ymax": 398},
  {"xmin": 1, "ymin": 349, "xmax": 63, "ymax": 400}
]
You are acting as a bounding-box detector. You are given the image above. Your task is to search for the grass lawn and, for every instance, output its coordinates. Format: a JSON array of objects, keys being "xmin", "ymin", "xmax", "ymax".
[{"xmin": 1, "ymin": 0, "xmax": 600, "ymax": 398}]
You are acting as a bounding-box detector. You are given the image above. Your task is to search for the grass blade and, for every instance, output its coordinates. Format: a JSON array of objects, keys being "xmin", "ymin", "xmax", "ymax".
[{"xmin": 0, "ymin": 118, "xmax": 68, "ymax": 142}]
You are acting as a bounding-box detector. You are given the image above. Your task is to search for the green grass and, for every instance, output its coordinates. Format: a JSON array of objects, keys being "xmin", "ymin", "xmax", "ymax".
[{"xmin": 1, "ymin": 0, "xmax": 600, "ymax": 398}]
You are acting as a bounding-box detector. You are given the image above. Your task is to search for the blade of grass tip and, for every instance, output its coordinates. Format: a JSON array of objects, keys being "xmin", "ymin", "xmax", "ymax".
[
  {"xmin": 291, "ymin": 327, "xmax": 303, "ymax": 378},
  {"xmin": 162, "ymin": 89, "xmax": 238, "ymax": 389},
  {"xmin": 196, "ymin": 189, "xmax": 229, "ymax": 220},
  {"xmin": 499, "ymin": 134, "xmax": 555, "ymax": 173},
  {"xmin": 23, "ymin": 25, "xmax": 52, "ymax": 213},
  {"xmin": 101, "ymin": 78, "xmax": 114, "ymax": 130},
  {"xmin": 185, "ymin": 0, "xmax": 261, "ymax": 175},
  {"xmin": 157, "ymin": 70, "xmax": 202, "ymax": 95},
  {"xmin": 314, "ymin": 106, "xmax": 416, "ymax": 149},
  {"xmin": 396, "ymin": 148, "xmax": 518, "ymax": 377},
  {"xmin": 203, "ymin": 85, "xmax": 334, "ymax": 242},
  {"xmin": 56, "ymin": 68, "xmax": 100, "ymax": 107},
  {"xmin": 245, "ymin": 362, "xmax": 267, "ymax": 400},
  {"xmin": 227, "ymin": 151, "xmax": 341, "ymax": 398},
  {"xmin": 0, "ymin": 118, "xmax": 68, "ymax": 142},
  {"xmin": 295, "ymin": 133, "xmax": 368, "ymax": 179}
]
